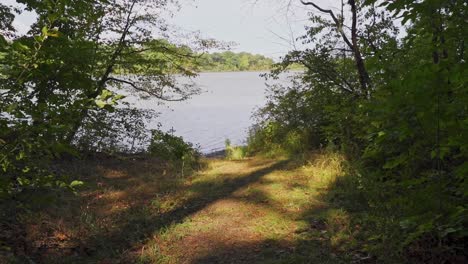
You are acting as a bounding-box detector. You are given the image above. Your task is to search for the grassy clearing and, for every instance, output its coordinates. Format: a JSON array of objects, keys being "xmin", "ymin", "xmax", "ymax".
[
  {"xmin": 135, "ymin": 152, "xmax": 358, "ymax": 263},
  {"xmin": 4, "ymin": 151, "xmax": 371, "ymax": 263}
]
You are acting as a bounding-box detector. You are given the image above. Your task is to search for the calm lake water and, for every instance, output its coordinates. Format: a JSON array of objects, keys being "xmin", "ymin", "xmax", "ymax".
[{"xmin": 129, "ymin": 72, "xmax": 294, "ymax": 153}]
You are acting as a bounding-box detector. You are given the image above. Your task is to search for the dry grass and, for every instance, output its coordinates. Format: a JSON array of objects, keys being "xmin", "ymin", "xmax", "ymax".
[
  {"xmin": 7, "ymin": 155, "xmax": 186, "ymax": 263},
  {"xmin": 138, "ymin": 152, "xmax": 353, "ymax": 263},
  {"xmin": 6, "ymin": 151, "xmax": 361, "ymax": 263}
]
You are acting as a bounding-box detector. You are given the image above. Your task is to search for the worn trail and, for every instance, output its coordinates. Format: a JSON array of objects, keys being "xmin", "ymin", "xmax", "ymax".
[{"xmin": 140, "ymin": 157, "xmax": 344, "ymax": 263}]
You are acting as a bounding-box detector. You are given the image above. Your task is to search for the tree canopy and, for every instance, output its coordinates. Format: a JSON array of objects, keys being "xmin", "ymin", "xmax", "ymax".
[
  {"xmin": 0, "ymin": 0, "xmax": 212, "ymax": 198},
  {"xmin": 248, "ymin": 0, "xmax": 467, "ymax": 261},
  {"xmin": 1, "ymin": 0, "xmax": 467, "ymax": 262},
  {"xmin": 196, "ymin": 51, "xmax": 275, "ymax": 72}
]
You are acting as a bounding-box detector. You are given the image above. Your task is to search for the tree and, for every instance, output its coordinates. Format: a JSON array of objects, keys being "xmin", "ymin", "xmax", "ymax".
[
  {"xmin": 300, "ymin": 0, "xmax": 371, "ymax": 95},
  {"xmin": 252, "ymin": 0, "xmax": 467, "ymax": 261},
  {"xmin": 0, "ymin": 0, "xmax": 210, "ymax": 198},
  {"xmin": 197, "ymin": 51, "xmax": 274, "ymax": 72}
]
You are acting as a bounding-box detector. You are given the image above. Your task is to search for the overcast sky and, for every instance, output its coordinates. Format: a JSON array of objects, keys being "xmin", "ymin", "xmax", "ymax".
[
  {"xmin": 6, "ymin": 0, "xmax": 341, "ymax": 58},
  {"xmin": 169, "ymin": 0, "xmax": 313, "ymax": 58}
]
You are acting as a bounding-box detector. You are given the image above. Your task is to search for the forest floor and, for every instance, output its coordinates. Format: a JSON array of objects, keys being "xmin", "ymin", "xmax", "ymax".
[
  {"xmin": 8, "ymin": 153, "xmax": 367, "ymax": 264},
  {"xmin": 138, "ymin": 155, "xmax": 354, "ymax": 264}
]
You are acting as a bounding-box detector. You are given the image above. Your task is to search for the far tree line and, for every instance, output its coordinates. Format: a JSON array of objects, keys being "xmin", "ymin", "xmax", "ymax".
[
  {"xmin": 196, "ymin": 51, "xmax": 274, "ymax": 72},
  {"xmin": 140, "ymin": 46, "xmax": 278, "ymax": 72}
]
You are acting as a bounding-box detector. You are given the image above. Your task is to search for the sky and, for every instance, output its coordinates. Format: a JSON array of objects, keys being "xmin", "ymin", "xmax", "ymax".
[
  {"xmin": 5, "ymin": 0, "xmax": 340, "ymax": 58},
  {"xmin": 169, "ymin": 0, "xmax": 312, "ymax": 58}
]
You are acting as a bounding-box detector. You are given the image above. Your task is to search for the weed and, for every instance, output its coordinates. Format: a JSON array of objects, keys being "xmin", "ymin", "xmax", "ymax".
[{"xmin": 225, "ymin": 139, "xmax": 247, "ymax": 160}]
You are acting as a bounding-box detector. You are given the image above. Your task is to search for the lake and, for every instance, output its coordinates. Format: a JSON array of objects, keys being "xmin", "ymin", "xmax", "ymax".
[{"xmin": 129, "ymin": 71, "xmax": 294, "ymax": 153}]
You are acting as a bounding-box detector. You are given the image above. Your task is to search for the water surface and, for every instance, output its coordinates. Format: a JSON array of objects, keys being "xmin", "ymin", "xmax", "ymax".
[{"xmin": 131, "ymin": 71, "xmax": 292, "ymax": 153}]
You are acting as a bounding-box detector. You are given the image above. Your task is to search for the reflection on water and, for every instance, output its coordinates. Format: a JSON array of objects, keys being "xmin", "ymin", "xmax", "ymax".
[{"xmin": 126, "ymin": 71, "xmax": 294, "ymax": 153}]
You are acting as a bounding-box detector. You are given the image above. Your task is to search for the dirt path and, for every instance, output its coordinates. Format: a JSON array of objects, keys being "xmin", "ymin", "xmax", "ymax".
[
  {"xmin": 12, "ymin": 154, "xmax": 354, "ymax": 263},
  {"xmin": 139, "ymin": 157, "xmax": 346, "ymax": 263}
]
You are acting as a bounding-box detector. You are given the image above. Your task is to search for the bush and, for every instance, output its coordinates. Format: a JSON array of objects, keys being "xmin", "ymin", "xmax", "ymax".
[
  {"xmin": 148, "ymin": 130, "xmax": 200, "ymax": 175},
  {"xmin": 249, "ymin": 1, "xmax": 468, "ymax": 260},
  {"xmin": 225, "ymin": 139, "xmax": 247, "ymax": 160},
  {"xmin": 74, "ymin": 107, "xmax": 156, "ymax": 154},
  {"xmin": 247, "ymin": 122, "xmax": 311, "ymax": 157}
]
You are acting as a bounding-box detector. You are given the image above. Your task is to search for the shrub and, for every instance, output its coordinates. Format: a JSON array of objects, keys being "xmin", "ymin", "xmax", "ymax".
[
  {"xmin": 148, "ymin": 130, "xmax": 200, "ymax": 175},
  {"xmin": 74, "ymin": 107, "xmax": 156, "ymax": 154},
  {"xmin": 225, "ymin": 139, "xmax": 247, "ymax": 160},
  {"xmin": 247, "ymin": 121, "xmax": 311, "ymax": 157}
]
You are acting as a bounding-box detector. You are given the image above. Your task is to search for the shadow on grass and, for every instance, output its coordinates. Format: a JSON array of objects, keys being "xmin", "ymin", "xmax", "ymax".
[
  {"xmin": 186, "ymin": 155, "xmax": 370, "ymax": 264},
  {"xmin": 191, "ymin": 238, "xmax": 340, "ymax": 264},
  {"xmin": 12, "ymin": 153, "xmax": 375, "ymax": 264},
  {"xmin": 28, "ymin": 158, "xmax": 291, "ymax": 263},
  {"xmin": 107, "ymin": 160, "xmax": 290, "ymax": 261}
]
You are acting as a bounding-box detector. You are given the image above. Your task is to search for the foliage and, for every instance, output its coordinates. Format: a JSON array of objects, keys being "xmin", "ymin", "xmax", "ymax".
[
  {"xmin": 250, "ymin": 0, "xmax": 467, "ymax": 262},
  {"xmin": 142, "ymin": 49, "xmax": 276, "ymax": 73},
  {"xmin": 224, "ymin": 139, "xmax": 246, "ymax": 160},
  {"xmin": 0, "ymin": 1, "xmax": 210, "ymax": 258},
  {"xmin": 148, "ymin": 130, "xmax": 200, "ymax": 175},
  {"xmin": 74, "ymin": 107, "xmax": 156, "ymax": 154},
  {"xmin": 247, "ymin": 79, "xmax": 325, "ymax": 157},
  {"xmin": 0, "ymin": 0, "xmax": 212, "ymax": 199},
  {"xmin": 196, "ymin": 51, "xmax": 275, "ymax": 72}
]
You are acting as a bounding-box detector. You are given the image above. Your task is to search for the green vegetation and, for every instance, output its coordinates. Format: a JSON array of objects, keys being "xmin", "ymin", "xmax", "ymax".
[
  {"xmin": 224, "ymin": 139, "xmax": 247, "ymax": 160},
  {"xmin": 248, "ymin": 0, "xmax": 467, "ymax": 262},
  {"xmin": 149, "ymin": 130, "xmax": 200, "ymax": 176},
  {"xmin": 196, "ymin": 51, "xmax": 274, "ymax": 72},
  {"xmin": 0, "ymin": 152, "xmax": 358, "ymax": 263},
  {"xmin": 142, "ymin": 49, "xmax": 277, "ymax": 73},
  {"xmin": 0, "ymin": 0, "xmax": 207, "ymax": 198},
  {"xmin": 1, "ymin": 0, "xmax": 467, "ymax": 263},
  {"xmin": 0, "ymin": 0, "xmax": 207, "ymax": 259},
  {"xmin": 192, "ymin": 51, "xmax": 304, "ymax": 72}
]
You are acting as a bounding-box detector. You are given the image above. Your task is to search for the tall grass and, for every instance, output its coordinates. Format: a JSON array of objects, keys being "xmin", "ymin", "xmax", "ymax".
[
  {"xmin": 225, "ymin": 139, "xmax": 247, "ymax": 160},
  {"xmin": 301, "ymin": 151, "xmax": 345, "ymax": 185}
]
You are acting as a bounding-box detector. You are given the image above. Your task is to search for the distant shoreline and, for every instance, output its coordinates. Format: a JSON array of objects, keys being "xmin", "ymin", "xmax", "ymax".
[{"xmin": 195, "ymin": 69, "xmax": 304, "ymax": 74}]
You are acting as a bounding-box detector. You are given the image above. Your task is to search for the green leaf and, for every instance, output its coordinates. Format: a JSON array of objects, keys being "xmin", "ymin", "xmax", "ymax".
[
  {"xmin": 95, "ymin": 99, "xmax": 107, "ymax": 108},
  {"xmin": 113, "ymin": 94, "xmax": 126, "ymax": 101},
  {"xmin": 100, "ymin": 89, "xmax": 113, "ymax": 100},
  {"xmin": 440, "ymin": 227, "xmax": 458, "ymax": 237},
  {"xmin": 12, "ymin": 42, "xmax": 30, "ymax": 51},
  {"xmin": 70, "ymin": 180, "xmax": 84, "ymax": 188},
  {"xmin": 383, "ymin": 154, "xmax": 407, "ymax": 169},
  {"xmin": 47, "ymin": 29, "xmax": 60, "ymax": 37},
  {"xmin": 5, "ymin": 103, "xmax": 17, "ymax": 113},
  {"xmin": 41, "ymin": 26, "xmax": 48, "ymax": 36}
]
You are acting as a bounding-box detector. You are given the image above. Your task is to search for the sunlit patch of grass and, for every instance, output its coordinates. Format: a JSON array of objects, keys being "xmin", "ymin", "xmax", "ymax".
[
  {"xmin": 301, "ymin": 151, "xmax": 345, "ymax": 187},
  {"xmin": 137, "ymin": 151, "xmax": 352, "ymax": 263},
  {"xmin": 249, "ymin": 164, "xmax": 328, "ymax": 216},
  {"xmin": 138, "ymin": 242, "xmax": 176, "ymax": 264},
  {"xmin": 252, "ymin": 211, "xmax": 295, "ymax": 240},
  {"xmin": 267, "ymin": 181, "xmax": 284, "ymax": 191},
  {"xmin": 197, "ymin": 158, "xmax": 249, "ymax": 177},
  {"xmin": 225, "ymin": 145, "xmax": 247, "ymax": 160},
  {"xmin": 18, "ymin": 151, "xmax": 353, "ymax": 263},
  {"xmin": 303, "ymin": 207, "xmax": 358, "ymax": 253},
  {"xmin": 234, "ymin": 186, "xmax": 270, "ymax": 204},
  {"xmin": 149, "ymin": 190, "xmax": 193, "ymax": 214},
  {"xmin": 157, "ymin": 219, "xmax": 201, "ymax": 242}
]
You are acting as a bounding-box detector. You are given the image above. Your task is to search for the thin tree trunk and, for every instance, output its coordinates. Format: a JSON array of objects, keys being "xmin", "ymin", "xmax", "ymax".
[
  {"xmin": 348, "ymin": 0, "xmax": 371, "ymax": 97},
  {"xmin": 65, "ymin": 0, "xmax": 137, "ymax": 144},
  {"xmin": 301, "ymin": 0, "xmax": 372, "ymax": 97}
]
